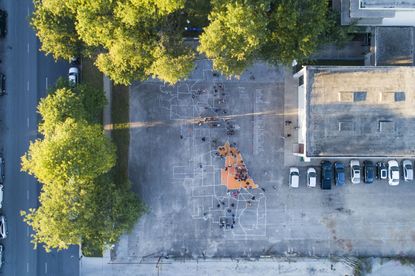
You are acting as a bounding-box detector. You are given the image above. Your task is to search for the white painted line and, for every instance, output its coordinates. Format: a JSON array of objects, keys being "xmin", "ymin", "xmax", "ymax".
[
  {"xmin": 27, "ymin": 43, "xmax": 29, "ymax": 54},
  {"xmin": 27, "ymin": 80, "xmax": 29, "ymax": 91},
  {"xmin": 26, "ymin": 262, "xmax": 29, "ymax": 273},
  {"xmin": 27, "ymin": 7, "xmax": 30, "ymax": 17},
  {"xmin": 45, "ymin": 77, "xmax": 48, "ymax": 90},
  {"xmin": 27, "ymin": 117, "xmax": 30, "ymax": 128},
  {"xmin": 26, "ymin": 226, "xmax": 30, "ymax": 237},
  {"xmin": 26, "ymin": 190, "xmax": 29, "ymax": 200},
  {"xmin": 44, "ymin": 262, "xmax": 48, "ymax": 274}
]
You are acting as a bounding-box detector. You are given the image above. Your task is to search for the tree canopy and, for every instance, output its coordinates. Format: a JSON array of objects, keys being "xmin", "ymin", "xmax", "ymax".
[
  {"xmin": 21, "ymin": 83, "xmax": 144, "ymax": 253},
  {"xmin": 32, "ymin": 0, "xmax": 345, "ymax": 82}
]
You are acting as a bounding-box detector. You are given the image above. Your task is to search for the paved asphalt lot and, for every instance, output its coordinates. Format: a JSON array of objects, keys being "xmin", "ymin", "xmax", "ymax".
[
  {"xmin": 108, "ymin": 60, "xmax": 415, "ymax": 266},
  {"xmin": 0, "ymin": 1, "xmax": 79, "ymax": 275}
]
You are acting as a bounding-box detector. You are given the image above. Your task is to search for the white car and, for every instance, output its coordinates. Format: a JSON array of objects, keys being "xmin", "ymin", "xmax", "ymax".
[
  {"xmin": 350, "ymin": 160, "xmax": 361, "ymax": 184},
  {"xmin": 0, "ymin": 185, "xmax": 3, "ymax": 209},
  {"xmin": 289, "ymin": 167, "xmax": 299, "ymax": 188},
  {"xmin": 403, "ymin": 160, "xmax": 413, "ymax": 181},
  {"xmin": 68, "ymin": 67, "xmax": 79, "ymax": 86},
  {"xmin": 388, "ymin": 160, "xmax": 400, "ymax": 186},
  {"xmin": 307, "ymin": 167, "xmax": 317, "ymax": 187},
  {"xmin": 0, "ymin": 216, "xmax": 6, "ymax": 239}
]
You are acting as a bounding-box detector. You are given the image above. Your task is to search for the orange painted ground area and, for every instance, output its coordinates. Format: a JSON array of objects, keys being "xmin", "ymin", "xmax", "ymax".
[{"xmin": 218, "ymin": 142, "xmax": 258, "ymax": 191}]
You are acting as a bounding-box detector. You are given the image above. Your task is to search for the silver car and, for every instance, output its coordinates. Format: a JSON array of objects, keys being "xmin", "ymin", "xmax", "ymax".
[
  {"xmin": 350, "ymin": 160, "xmax": 361, "ymax": 184},
  {"xmin": 403, "ymin": 160, "xmax": 413, "ymax": 181},
  {"xmin": 307, "ymin": 167, "xmax": 317, "ymax": 188},
  {"xmin": 0, "ymin": 216, "xmax": 6, "ymax": 239}
]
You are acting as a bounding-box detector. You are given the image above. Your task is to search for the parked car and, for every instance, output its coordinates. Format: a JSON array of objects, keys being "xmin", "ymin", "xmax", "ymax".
[
  {"xmin": 0, "ymin": 244, "xmax": 3, "ymax": 269},
  {"xmin": 377, "ymin": 161, "xmax": 387, "ymax": 180},
  {"xmin": 388, "ymin": 160, "xmax": 400, "ymax": 186},
  {"xmin": 0, "ymin": 74, "xmax": 5, "ymax": 96},
  {"xmin": 350, "ymin": 160, "xmax": 361, "ymax": 184},
  {"xmin": 0, "ymin": 9, "xmax": 7, "ymax": 38},
  {"xmin": 334, "ymin": 162, "xmax": 345, "ymax": 186},
  {"xmin": 363, "ymin": 160, "xmax": 375, "ymax": 184},
  {"xmin": 68, "ymin": 67, "xmax": 79, "ymax": 86},
  {"xmin": 403, "ymin": 160, "xmax": 413, "ymax": 181},
  {"xmin": 0, "ymin": 156, "xmax": 4, "ymax": 184},
  {"xmin": 307, "ymin": 167, "xmax": 317, "ymax": 187},
  {"xmin": 289, "ymin": 167, "xmax": 299, "ymax": 188},
  {"xmin": 0, "ymin": 185, "xmax": 3, "ymax": 209},
  {"xmin": 320, "ymin": 161, "xmax": 332, "ymax": 190},
  {"xmin": 0, "ymin": 216, "xmax": 6, "ymax": 239}
]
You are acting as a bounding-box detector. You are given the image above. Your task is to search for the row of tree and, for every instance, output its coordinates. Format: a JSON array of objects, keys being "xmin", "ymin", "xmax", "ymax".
[
  {"xmin": 21, "ymin": 81, "xmax": 144, "ymax": 253},
  {"xmin": 32, "ymin": 0, "xmax": 343, "ymax": 85}
]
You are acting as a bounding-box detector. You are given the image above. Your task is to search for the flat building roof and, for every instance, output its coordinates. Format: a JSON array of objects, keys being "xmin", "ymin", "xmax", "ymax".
[{"xmin": 305, "ymin": 66, "xmax": 415, "ymax": 157}]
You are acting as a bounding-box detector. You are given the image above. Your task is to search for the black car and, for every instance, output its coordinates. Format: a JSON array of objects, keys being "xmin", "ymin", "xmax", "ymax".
[
  {"xmin": 363, "ymin": 160, "xmax": 375, "ymax": 183},
  {"xmin": 321, "ymin": 160, "xmax": 332, "ymax": 190},
  {"xmin": 0, "ymin": 9, "xmax": 7, "ymax": 38},
  {"xmin": 0, "ymin": 74, "xmax": 5, "ymax": 95},
  {"xmin": 377, "ymin": 161, "xmax": 387, "ymax": 180}
]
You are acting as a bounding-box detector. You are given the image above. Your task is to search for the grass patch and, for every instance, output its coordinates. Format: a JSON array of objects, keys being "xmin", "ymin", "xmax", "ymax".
[{"xmin": 111, "ymin": 84, "xmax": 130, "ymax": 188}]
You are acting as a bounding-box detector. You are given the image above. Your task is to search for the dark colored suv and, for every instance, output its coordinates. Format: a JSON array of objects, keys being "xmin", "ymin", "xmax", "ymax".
[
  {"xmin": 0, "ymin": 9, "xmax": 7, "ymax": 38},
  {"xmin": 321, "ymin": 161, "xmax": 332, "ymax": 190},
  {"xmin": 0, "ymin": 74, "xmax": 5, "ymax": 95},
  {"xmin": 364, "ymin": 160, "xmax": 375, "ymax": 184},
  {"xmin": 334, "ymin": 162, "xmax": 345, "ymax": 186}
]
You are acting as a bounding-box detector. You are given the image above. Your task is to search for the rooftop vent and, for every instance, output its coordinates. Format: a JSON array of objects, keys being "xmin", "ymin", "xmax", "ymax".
[{"xmin": 379, "ymin": 120, "xmax": 394, "ymax": 133}]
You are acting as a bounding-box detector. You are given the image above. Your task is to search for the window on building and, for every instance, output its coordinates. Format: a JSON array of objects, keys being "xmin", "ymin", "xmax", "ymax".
[
  {"xmin": 353, "ymin": 91, "xmax": 367, "ymax": 102},
  {"xmin": 394, "ymin": 92, "xmax": 405, "ymax": 102}
]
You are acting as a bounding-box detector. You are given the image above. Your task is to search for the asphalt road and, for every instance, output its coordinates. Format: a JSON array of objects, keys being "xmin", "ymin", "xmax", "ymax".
[{"xmin": 1, "ymin": 1, "xmax": 79, "ymax": 275}]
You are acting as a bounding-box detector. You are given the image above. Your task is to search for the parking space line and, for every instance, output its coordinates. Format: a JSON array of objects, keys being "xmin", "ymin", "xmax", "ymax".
[
  {"xmin": 27, "ymin": 7, "xmax": 30, "ymax": 17},
  {"xmin": 26, "ymin": 262, "xmax": 29, "ymax": 273},
  {"xmin": 26, "ymin": 226, "xmax": 30, "ymax": 237},
  {"xmin": 45, "ymin": 77, "xmax": 48, "ymax": 90},
  {"xmin": 45, "ymin": 262, "xmax": 48, "ymax": 274},
  {"xmin": 27, "ymin": 118, "xmax": 30, "ymax": 128},
  {"xmin": 26, "ymin": 190, "xmax": 29, "ymax": 200}
]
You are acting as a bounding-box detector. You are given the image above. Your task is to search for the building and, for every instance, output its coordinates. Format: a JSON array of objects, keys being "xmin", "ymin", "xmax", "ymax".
[
  {"xmin": 341, "ymin": 0, "xmax": 415, "ymax": 26},
  {"xmin": 293, "ymin": 66, "xmax": 415, "ymax": 160}
]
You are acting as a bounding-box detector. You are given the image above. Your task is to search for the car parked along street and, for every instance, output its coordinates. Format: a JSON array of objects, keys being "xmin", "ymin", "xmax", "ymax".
[
  {"xmin": 321, "ymin": 161, "xmax": 332, "ymax": 190},
  {"xmin": 388, "ymin": 160, "xmax": 400, "ymax": 186},
  {"xmin": 350, "ymin": 160, "xmax": 361, "ymax": 184},
  {"xmin": 364, "ymin": 160, "xmax": 375, "ymax": 184},
  {"xmin": 403, "ymin": 160, "xmax": 413, "ymax": 181}
]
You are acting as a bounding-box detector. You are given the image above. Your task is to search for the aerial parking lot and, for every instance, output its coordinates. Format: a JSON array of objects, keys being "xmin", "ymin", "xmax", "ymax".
[{"xmin": 113, "ymin": 60, "xmax": 415, "ymax": 263}]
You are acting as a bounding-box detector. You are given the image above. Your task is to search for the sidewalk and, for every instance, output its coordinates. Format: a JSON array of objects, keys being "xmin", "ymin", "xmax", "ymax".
[{"xmin": 103, "ymin": 75, "xmax": 112, "ymax": 137}]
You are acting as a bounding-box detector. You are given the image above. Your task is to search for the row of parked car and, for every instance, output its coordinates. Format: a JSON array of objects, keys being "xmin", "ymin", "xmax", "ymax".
[
  {"xmin": 0, "ymin": 155, "xmax": 5, "ymax": 268},
  {"xmin": 0, "ymin": 8, "xmax": 8, "ymax": 268},
  {"xmin": 289, "ymin": 160, "xmax": 414, "ymax": 189}
]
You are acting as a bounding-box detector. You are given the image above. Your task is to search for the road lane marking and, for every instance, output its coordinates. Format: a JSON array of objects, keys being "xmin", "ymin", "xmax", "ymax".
[
  {"xmin": 26, "ymin": 262, "xmax": 29, "ymax": 273},
  {"xmin": 27, "ymin": 7, "xmax": 30, "ymax": 17},
  {"xmin": 26, "ymin": 190, "xmax": 29, "ymax": 200},
  {"xmin": 26, "ymin": 226, "xmax": 30, "ymax": 237},
  {"xmin": 27, "ymin": 118, "xmax": 30, "ymax": 128},
  {"xmin": 45, "ymin": 262, "xmax": 48, "ymax": 274},
  {"xmin": 45, "ymin": 77, "xmax": 48, "ymax": 90}
]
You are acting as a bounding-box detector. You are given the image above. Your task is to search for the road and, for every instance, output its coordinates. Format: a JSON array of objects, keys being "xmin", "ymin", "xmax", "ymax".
[{"xmin": 1, "ymin": 0, "xmax": 79, "ymax": 275}]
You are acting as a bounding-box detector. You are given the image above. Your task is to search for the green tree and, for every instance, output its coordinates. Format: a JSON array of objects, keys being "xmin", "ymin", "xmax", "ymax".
[
  {"xmin": 198, "ymin": 1, "xmax": 268, "ymax": 76},
  {"xmin": 22, "ymin": 119, "xmax": 116, "ymax": 185},
  {"xmin": 32, "ymin": 0, "xmax": 195, "ymax": 85}
]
